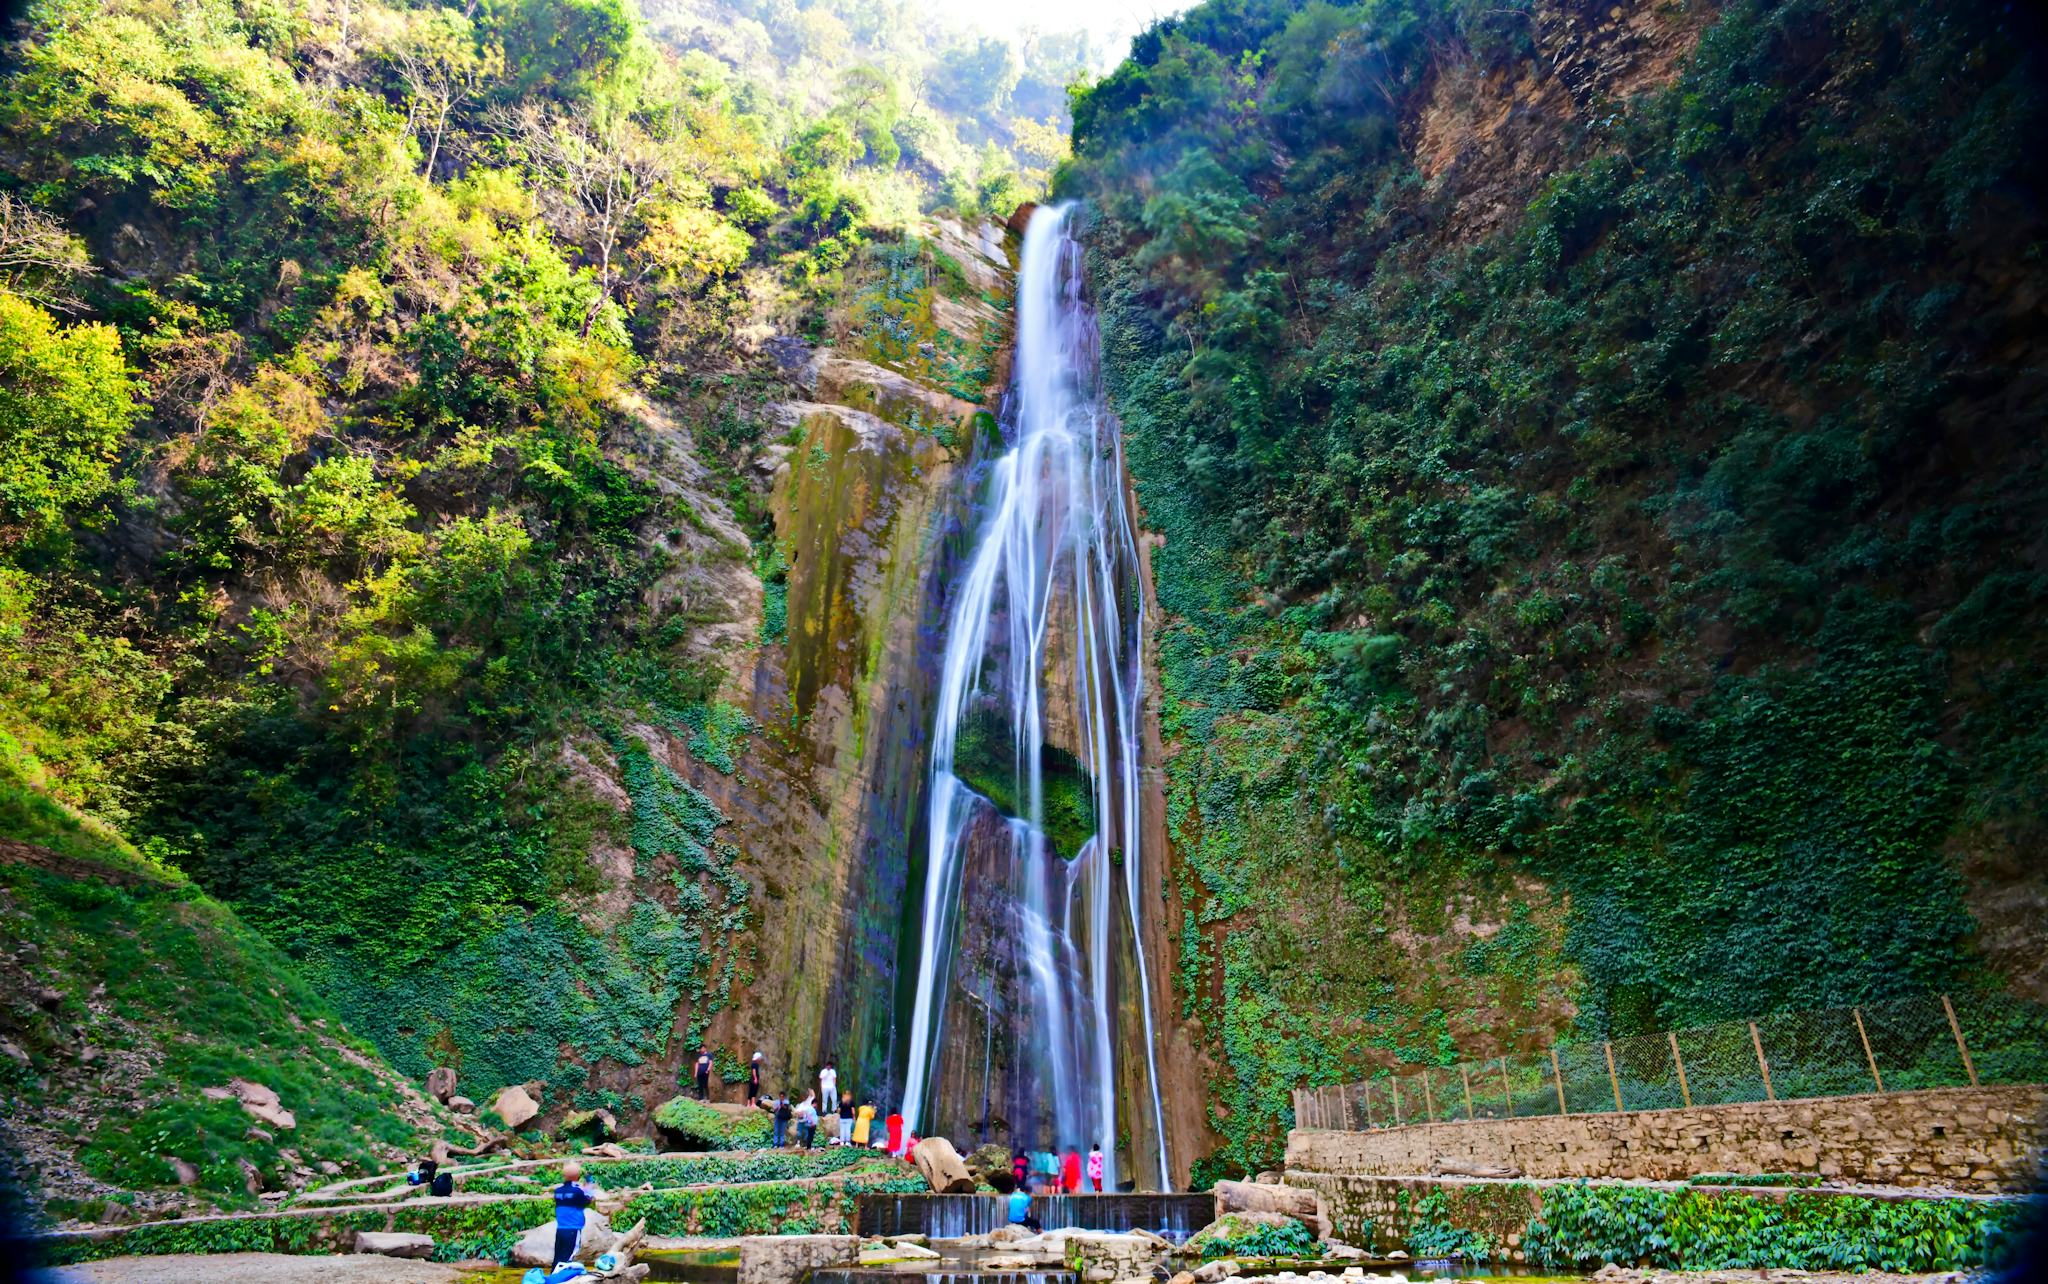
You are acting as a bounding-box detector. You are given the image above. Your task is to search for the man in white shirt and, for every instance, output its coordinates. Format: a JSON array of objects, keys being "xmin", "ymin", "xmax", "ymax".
[{"xmin": 819, "ymin": 1059, "xmax": 839, "ymax": 1139}]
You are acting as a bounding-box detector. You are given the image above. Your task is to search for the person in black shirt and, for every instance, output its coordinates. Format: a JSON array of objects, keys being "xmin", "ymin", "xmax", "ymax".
[
  {"xmin": 694, "ymin": 1049, "xmax": 712, "ymax": 1100},
  {"xmin": 746, "ymin": 1051, "xmax": 764, "ymax": 1107},
  {"xmin": 756, "ymin": 1092, "xmax": 791, "ymax": 1147}
]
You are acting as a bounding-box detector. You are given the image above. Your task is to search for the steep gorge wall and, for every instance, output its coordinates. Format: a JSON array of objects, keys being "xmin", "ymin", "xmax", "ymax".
[
  {"xmin": 573, "ymin": 218, "xmax": 1023, "ymax": 1110},
  {"xmin": 1072, "ymin": 0, "xmax": 2048, "ymax": 1174}
]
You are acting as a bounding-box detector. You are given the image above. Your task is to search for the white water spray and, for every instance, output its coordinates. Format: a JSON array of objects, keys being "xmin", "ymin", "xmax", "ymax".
[{"xmin": 900, "ymin": 204, "xmax": 1172, "ymax": 1190}]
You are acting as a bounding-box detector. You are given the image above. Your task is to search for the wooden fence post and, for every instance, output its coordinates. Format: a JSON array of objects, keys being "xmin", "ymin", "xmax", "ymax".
[
  {"xmin": 1342, "ymin": 1084, "xmax": 1354, "ymax": 1131},
  {"xmin": 1363, "ymin": 1083, "xmax": 1373, "ymax": 1130},
  {"xmin": 1749, "ymin": 1022, "xmax": 1774, "ymax": 1101},
  {"xmin": 1499, "ymin": 1057, "xmax": 1513, "ymax": 1118},
  {"xmin": 1461, "ymin": 1066, "xmax": 1474, "ymax": 1120},
  {"xmin": 1422, "ymin": 1072, "xmax": 1436, "ymax": 1123},
  {"xmin": 1390, "ymin": 1075, "xmax": 1403, "ymax": 1127},
  {"xmin": 1292, "ymin": 1088, "xmax": 1303, "ymax": 1127},
  {"xmin": 1852, "ymin": 1008, "xmax": 1885, "ymax": 1092},
  {"xmin": 1604, "ymin": 1041, "xmax": 1624, "ymax": 1113},
  {"xmin": 1942, "ymin": 994, "xmax": 1979, "ymax": 1087},
  {"xmin": 1668, "ymin": 1031, "xmax": 1692, "ymax": 1108},
  {"xmin": 1549, "ymin": 1047, "xmax": 1568, "ymax": 1115}
]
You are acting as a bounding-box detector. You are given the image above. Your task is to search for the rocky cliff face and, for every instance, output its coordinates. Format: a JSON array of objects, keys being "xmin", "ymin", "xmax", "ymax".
[{"xmin": 562, "ymin": 217, "xmax": 1024, "ymax": 1111}]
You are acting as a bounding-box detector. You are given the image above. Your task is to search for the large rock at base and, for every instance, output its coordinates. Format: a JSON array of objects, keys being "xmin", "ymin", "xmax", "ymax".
[
  {"xmin": 1213, "ymin": 1179, "xmax": 1329, "ymax": 1239},
  {"xmin": 910, "ymin": 1136, "xmax": 977, "ymax": 1194},
  {"xmin": 426, "ymin": 1067, "xmax": 457, "ymax": 1103},
  {"xmin": 738, "ymin": 1234, "xmax": 860, "ymax": 1284},
  {"xmin": 493, "ymin": 1083, "xmax": 540, "ymax": 1130},
  {"xmin": 1183, "ymin": 1211, "xmax": 1314, "ymax": 1260},
  {"xmin": 859, "ymin": 1241, "xmax": 942, "ymax": 1264},
  {"xmin": 652, "ymin": 1095, "xmax": 770, "ymax": 1149},
  {"xmin": 511, "ymin": 1210, "xmax": 612, "ymax": 1267},
  {"xmin": 355, "ymin": 1231, "xmax": 437, "ymax": 1259}
]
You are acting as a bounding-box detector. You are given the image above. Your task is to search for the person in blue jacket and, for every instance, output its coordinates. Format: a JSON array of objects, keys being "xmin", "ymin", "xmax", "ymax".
[
  {"xmin": 551, "ymin": 1160, "xmax": 597, "ymax": 1268},
  {"xmin": 1007, "ymin": 1176, "xmax": 1040, "ymax": 1233}
]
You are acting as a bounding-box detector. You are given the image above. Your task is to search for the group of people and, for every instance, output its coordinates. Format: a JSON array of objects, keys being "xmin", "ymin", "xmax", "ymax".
[
  {"xmin": 695, "ymin": 1050, "xmax": 899, "ymax": 1153},
  {"xmin": 1010, "ymin": 1144, "xmax": 1106, "ymax": 1193},
  {"xmin": 690, "ymin": 1049, "xmax": 1114, "ymax": 1211}
]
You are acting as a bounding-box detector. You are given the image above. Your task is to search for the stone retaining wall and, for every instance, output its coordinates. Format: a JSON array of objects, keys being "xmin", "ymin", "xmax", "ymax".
[{"xmin": 1286, "ymin": 1084, "xmax": 2047, "ymax": 1193}]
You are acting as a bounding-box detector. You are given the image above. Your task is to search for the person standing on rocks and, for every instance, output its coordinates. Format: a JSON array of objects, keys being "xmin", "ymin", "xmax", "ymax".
[
  {"xmin": 758, "ymin": 1091, "xmax": 792, "ymax": 1147},
  {"xmin": 853, "ymin": 1097, "xmax": 876, "ymax": 1147},
  {"xmin": 747, "ymin": 1050, "xmax": 764, "ymax": 1107},
  {"xmin": 694, "ymin": 1049, "xmax": 713, "ymax": 1100},
  {"xmin": 794, "ymin": 1092, "xmax": 819, "ymax": 1149},
  {"xmin": 838, "ymin": 1091, "xmax": 856, "ymax": 1145},
  {"xmin": 819, "ymin": 1058, "xmax": 838, "ymax": 1125},
  {"xmin": 551, "ymin": 1160, "xmax": 597, "ymax": 1269}
]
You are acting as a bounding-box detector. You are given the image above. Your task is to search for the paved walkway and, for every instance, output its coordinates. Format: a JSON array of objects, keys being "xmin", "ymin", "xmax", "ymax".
[{"xmin": 48, "ymin": 1253, "xmax": 479, "ymax": 1283}]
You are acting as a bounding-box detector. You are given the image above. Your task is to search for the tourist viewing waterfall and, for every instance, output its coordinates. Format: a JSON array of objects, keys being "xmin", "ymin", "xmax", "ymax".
[{"xmin": 899, "ymin": 203, "xmax": 1172, "ymax": 1190}]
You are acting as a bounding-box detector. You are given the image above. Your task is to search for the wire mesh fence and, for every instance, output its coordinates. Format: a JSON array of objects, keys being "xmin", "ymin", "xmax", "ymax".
[{"xmin": 1290, "ymin": 990, "xmax": 2048, "ymax": 1131}]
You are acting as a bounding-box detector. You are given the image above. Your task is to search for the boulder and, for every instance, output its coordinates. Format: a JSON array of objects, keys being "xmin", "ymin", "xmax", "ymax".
[
  {"xmin": 1212, "ymin": 1179, "xmax": 1327, "ymax": 1239},
  {"xmin": 511, "ymin": 1210, "xmax": 613, "ymax": 1266},
  {"xmin": 448, "ymin": 1095, "xmax": 476, "ymax": 1114},
  {"xmin": 860, "ymin": 1241, "xmax": 942, "ymax": 1264},
  {"xmin": 1063, "ymin": 1233, "xmax": 1170, "ymax": 1284},
  {"xmin": 227, "ymin": 1079, "xmax": 296, "ymax": 1130},
  {"xmin": 494, "ymin": 1083, "xmax": 540, "ymax": 1130},
  {"xmin": 426, "ymin": 1067, "xmax": 457, "ymax": 1103},
  {"xmin": 738, "ymin": 1234, "xmax": 860, "ymax": 1284},
  {"xmin": 355, "ymin": 1231, "xmax": 436, "ymax": 1259},
  {"xmin": 167, "ymin": 1156, "xmax": 198, "ymax": 1186},
  {"xmin": 965, "ymin": 1142, "xmax": 1013, "ymax": 1181},
  {"xmin": 910, "ymin": 1135, "xmax": 977, "ymax": 1194},
  {"xmin": 1185, "ymin": 1212, "xmax": 1311, "ymax": 1260},
  {"xmin": 584, "ymin": 1141, "xmax": 628, "ymax": 1159},
  {"xmin": 238, "ymin": 1157, "xmax": 264, "ymax": 1196}
]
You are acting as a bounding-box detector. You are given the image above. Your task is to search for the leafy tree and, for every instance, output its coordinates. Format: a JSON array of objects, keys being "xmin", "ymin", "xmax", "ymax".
[{"xmin": 0, "ymin": 292, "xmax": 142, "ymax": 548}]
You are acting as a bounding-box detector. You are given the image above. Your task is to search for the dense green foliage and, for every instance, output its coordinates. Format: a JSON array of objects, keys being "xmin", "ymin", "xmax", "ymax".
[
  {"xmin": 652, "ymin": 1095, "xmax": 772, "ymax": 1149},
  {"xmin": 616, "ymin": 1171, "xmax": 927, "ymax": 1235},
  {"xmin": 462, "ymin": 1147, "xmax": 874, "ymax": 1193},
  {"xmin": 1185, "ymin": 1212, "xmax": 1319, "ymax": 1259},
  {"xmin": 1522, "ymin": 1183, "xmax": 2027, "ymax": 1272},
  {"xmin": 0, "ymin": 0, "xmax": 1044, "ymax": 1200},
  {"xmin": 1066, "ymin": 0, "xmax": 2047, "ymax": 1169}
]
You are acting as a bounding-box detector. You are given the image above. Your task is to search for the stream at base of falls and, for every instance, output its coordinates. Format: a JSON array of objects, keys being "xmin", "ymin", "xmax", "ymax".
[{"xmin": 896, "ymin": 203, "xmax": 1171, "ymax": 1189}]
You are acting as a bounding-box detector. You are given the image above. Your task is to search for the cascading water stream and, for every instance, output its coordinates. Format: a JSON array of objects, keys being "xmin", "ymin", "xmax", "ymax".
[{"xmin": 900, "ymin": 204, "xmax": 1172, "ymax": 1189}]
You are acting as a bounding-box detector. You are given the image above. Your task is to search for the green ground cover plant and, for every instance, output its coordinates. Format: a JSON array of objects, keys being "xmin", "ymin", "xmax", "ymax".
[{"xmin": 1522, "ymin": 1184, "xmax": 2027, "ymax": 1273}]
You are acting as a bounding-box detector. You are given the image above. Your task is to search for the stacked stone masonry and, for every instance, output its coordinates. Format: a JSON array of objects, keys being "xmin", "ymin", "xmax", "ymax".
[{"xmin": 1286, "ymin": 1085, "xmax": 2047, "ymax": 1193}]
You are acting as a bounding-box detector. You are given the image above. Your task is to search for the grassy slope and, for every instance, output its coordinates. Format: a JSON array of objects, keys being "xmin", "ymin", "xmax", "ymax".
[{"xmin": 0, "ymin": 744, "xmax": 445, "ymax": 1225}]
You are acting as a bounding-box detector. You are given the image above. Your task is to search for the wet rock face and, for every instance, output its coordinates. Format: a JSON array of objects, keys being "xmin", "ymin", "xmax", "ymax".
[{"xmin": 651, "ymin": 220, "xmax": 1021, "ymax": 1101}]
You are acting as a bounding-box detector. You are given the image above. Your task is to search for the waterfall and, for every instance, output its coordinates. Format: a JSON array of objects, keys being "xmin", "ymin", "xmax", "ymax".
[{"xmin": 899, "ymin": 204, "xmax": 1172, "ymax": 1189}]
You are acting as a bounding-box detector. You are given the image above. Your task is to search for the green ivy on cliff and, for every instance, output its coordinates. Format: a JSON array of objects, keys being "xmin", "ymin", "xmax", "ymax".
[{"xmin": 1069, "ymin": 0, "xmax": 2046, "ymax": 1171}]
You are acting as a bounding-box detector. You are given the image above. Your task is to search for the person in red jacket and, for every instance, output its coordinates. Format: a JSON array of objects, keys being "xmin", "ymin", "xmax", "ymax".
[
  {"xmin": 885, "ymin": 1111, "xmax": 904, "ymax": 1155},
  {"xmin": 1061, "ymin": 1149, "xmax": 1081, "ymax": 1193}
]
